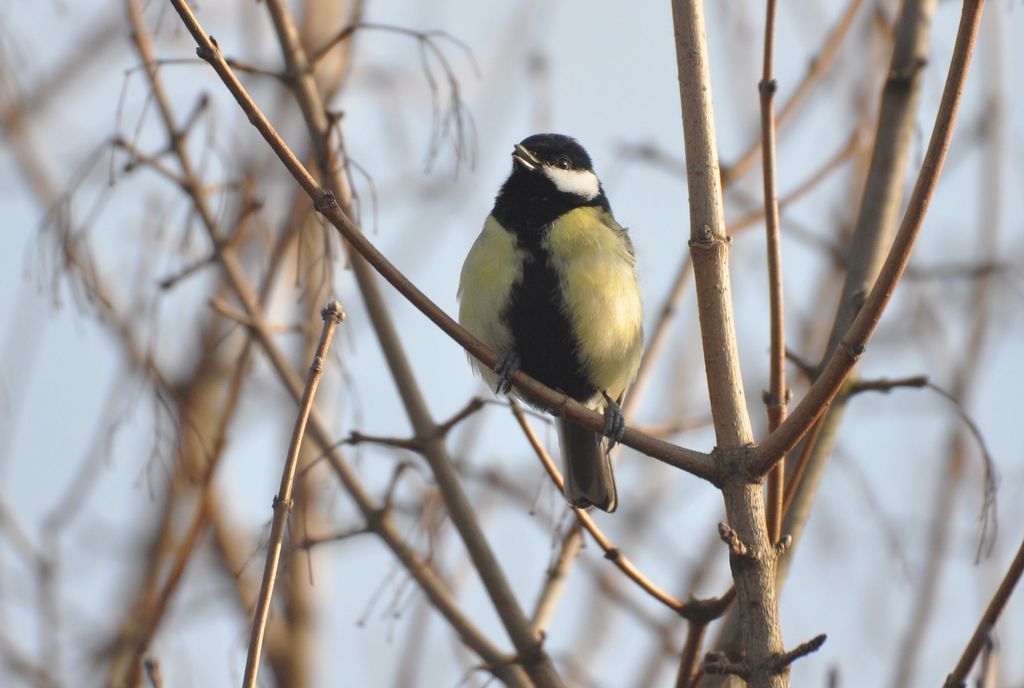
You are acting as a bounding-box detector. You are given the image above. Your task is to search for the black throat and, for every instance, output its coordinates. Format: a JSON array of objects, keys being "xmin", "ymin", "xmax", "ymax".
[{"xmin": 491, "ymin": 167, "xmax": 609, "ymax": 246}]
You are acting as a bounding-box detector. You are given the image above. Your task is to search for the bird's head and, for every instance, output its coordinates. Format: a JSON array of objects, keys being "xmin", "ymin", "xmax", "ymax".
[
  {"xmin": 492, "ymin": 133, "xmax": 608, "ymax": 233},
  {"xmin": 509, "ymin": 133, "xmax": 601, "ymax": 202}
]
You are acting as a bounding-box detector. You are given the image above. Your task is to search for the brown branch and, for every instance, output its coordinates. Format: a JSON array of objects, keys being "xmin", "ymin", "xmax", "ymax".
[
  {"xmin": 343, "ymin": 431, "xmax": 422, "ymax": 451},
  {"xmin": 770, "ymin": 633, "xmax": 827, "ymax": 673},
  {"xmin": 781, "ymin": 416, "xmax": 827, "ymax": 516},
  {"xmin": 674, "ymin": 621, "xmax": 707, "ymax": 688},
  {"xmin": 672, "ymin": 1, "xmax": 787, "ymax": 686},
  {"xmin": 671, "ymin": 0, "xmax": 754, "ymax": 450},
  {"xmin": 243, "ymin": 302, "xmax": 345, "ymax": 688},
  {"xmin": 530, "ymin": 523, "xmax": 584, "ymax": 634},
  {"xmin": 672, "ymin": 590, "xmax": 736, "ymax": 688},
  {"xmin": 943, "ymin": 535, "xmax": 1024, "ymax": 687},
  {"xmin": 207, "ymin": 500, "xmax": 295, "ymax": 678},
  {"xmin": 295, "ymin": 526, "xmax": 372, "ymax": 551},
  {"xmin": 106, "ymin": 14, "xmax": 307, "ymax": 677},
  {"xmin": 434, "ymin": 397, "xmax": 489, "ymax": 437},
  {"xmin": 845, "ymin": 374, "xmax": 928, "ymax": 395},
  {"xmin": 751, "ymin": 0, "xmax": 985, "ymax": 475},
  {"xmin": 758, "ymin": 0, "xmax": 788, "ymax": 547},
  {"xmin": 768, "ymin": 0, "xmax": 945, "ymax": 615}
]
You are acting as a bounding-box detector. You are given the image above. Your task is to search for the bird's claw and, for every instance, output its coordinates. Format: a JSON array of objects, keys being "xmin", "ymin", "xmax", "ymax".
[
  {"xmin": 601, "ymin": 394, "xmax": 626, "ymax": 451},
  {"xmin": 494, "ymin": 351, "xmax": 521, "ymax": 395}
]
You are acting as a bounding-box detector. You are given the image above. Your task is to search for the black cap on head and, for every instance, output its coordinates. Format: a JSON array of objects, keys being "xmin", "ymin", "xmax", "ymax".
[{"xmin": 515, "ymin": 133, "xmax": 594, "ymax": 171}]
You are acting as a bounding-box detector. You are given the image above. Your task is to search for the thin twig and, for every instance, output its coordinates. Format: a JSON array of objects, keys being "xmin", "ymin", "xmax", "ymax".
[
  {"xmin": 294, "ymin": 525, "xmax": 372, "ymax": 551},
  {"xmin": 845, "ymin": 374, "xmax": 928, "ymax": 395},
  {"xmin": 674, "ymin": 620, "xmax": 707, "ymax": 688},
  {"xmin": 943, "ymin": 535, "xmax": 1024, "ymax": 688},
  {"xmin": 435, "ymin": 397, "xmax": 488, "ymax": 437},
  {"xmin": 752, "ymin": 0, "xmax": 986, "ymax": 475},
  {"xmin": 769, "ymin": 0, "xmax": 944, "ymax": 612},
  {"xmin": 243, "ymin": 302, "xmax": 346, "ymax": 688},
  {"xmin": 758, "ymin": 0, "xmax": 788, "ymax": 547},
  {"xmin": 530, "ymin": 523, "xmax": 584, "ymax": 634},
  {"xmin": 672, "ymin": 0, "xmax": 786, "ymax": 685},
  {"xmin": 781, "ymin": 416, "xmax": 826, "ymax": 515},
  {"xmin": 770, "ymin": 633, "xmax": 827, "ymax": 672}
]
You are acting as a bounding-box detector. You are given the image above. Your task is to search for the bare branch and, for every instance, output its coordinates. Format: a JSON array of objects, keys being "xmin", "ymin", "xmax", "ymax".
[
  {"xmin": 243, "ymin": 302, "xmax": 346, "ymax": 688},
  {"xmin": 943, "ymin": 536, "xmax": 1024, "ymax": 687},
  {"xmin": 758, "ymin": 0, "xmax": 788, "ymax": 546},
  {"xmin": 752, "ymin": 0, "xmax": 986, "ymax": 475}
]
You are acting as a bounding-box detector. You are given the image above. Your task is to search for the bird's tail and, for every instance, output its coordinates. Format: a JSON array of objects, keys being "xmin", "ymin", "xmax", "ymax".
[{"xmin": 558, "ymin": 418, "xmax": 617, "ymax": 512}]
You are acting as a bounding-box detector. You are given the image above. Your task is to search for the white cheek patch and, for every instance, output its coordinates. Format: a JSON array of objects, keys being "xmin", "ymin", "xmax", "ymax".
[{"xmin": 542, "ymin": 166, "xmax": 601, "ymax": 200}]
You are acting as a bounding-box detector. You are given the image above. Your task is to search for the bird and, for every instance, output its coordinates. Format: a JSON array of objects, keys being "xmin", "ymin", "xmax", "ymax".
[{"xmin": 457, "ymin": 133, "xmax": 643, "ymax": 512}]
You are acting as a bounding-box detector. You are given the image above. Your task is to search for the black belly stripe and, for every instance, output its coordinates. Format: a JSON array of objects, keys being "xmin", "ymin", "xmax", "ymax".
[{"xmin": 504, "ymin": 242, "xmax": 595, "ymax": 403}]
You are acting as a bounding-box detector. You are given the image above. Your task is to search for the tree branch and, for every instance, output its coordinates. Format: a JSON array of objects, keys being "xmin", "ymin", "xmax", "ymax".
[
  {"xmin": 672, "ymin": 1, "xmax": 787, "ymax": 686},
  {"xmin": 943, "ymin": 535, "xmax": 1024, "ymax": 688},
  {"xmin": 243, "ymin": 302, "xmax": 345, "ymax": 688},
  {"xmin": 758, "ymin": 0, "xmax": 788, "ymax": 546},
  {"xmin": 751, "ymin": 0, "xmax": 985, "ymax": 475}
]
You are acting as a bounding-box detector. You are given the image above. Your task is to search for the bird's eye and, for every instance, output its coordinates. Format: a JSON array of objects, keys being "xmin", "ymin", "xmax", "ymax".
[{"xmin": 555, "ymin": 156, "xmax": 572, "ymax": 169}]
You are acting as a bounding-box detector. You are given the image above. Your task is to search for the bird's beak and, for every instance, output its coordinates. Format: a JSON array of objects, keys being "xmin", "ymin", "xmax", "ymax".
[{"xmin": 512, "ymin": 144, "xmax": 540, "ymax": 171}]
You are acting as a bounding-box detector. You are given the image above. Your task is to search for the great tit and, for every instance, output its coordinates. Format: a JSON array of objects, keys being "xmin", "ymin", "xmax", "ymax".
[{"xmin": 458, "ymin": 133, "xmax": 643, "ymax": 512}]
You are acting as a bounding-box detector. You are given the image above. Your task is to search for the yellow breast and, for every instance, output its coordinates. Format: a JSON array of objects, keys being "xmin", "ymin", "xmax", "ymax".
[
  {"xmin": 457, "ymin": 216, "xmax": 523, "ymax": 389},
  {"xmin": 543, "ymin": 206, "xmax": 644, "ymax": 401}
]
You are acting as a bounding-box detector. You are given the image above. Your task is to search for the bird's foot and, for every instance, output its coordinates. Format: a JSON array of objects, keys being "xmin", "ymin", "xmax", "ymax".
[
  {"xmin": 601, "ymin": 392, "xmax": 626, "ymax": 451},
  {"xmin": 494, "ymin": 351, "xmax": 521, "ymax": 395}
]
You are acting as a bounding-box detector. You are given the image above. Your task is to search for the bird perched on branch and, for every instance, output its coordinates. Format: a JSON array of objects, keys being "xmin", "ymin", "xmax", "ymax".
[{"xmin": 458, "ymin": 133, "xmax": 643, "ymax": 512}]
